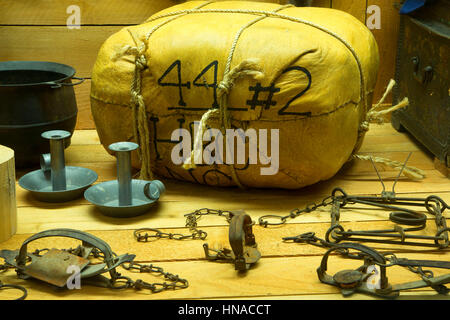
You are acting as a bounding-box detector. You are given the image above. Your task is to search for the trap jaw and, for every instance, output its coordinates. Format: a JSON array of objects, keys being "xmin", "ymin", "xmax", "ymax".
[
  {"xmin": 0, "ymin": 229, "xmax": 135, "ymax": 289},
  {"xmin": 203, "ymin": 210, "xmax": 261, "ymax": 271},
  {"xmin": 317, "ymin": 242, "xmax": 450, "ymax": 299},
  {"xmin": 316, "ymin": 243, "xmax": 396, "ymax": 299}
]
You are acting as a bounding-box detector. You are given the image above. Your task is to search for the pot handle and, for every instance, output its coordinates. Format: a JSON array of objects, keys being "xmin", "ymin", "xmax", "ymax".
[{"xmin": 48, "ymin": 76, "xmax": 85, "ymax": 88}]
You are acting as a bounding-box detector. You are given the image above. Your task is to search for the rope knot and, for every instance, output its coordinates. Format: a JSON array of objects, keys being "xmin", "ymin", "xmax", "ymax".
[
  {"xmin": 217, "ymin": 58, "xmax": 264, "ymax": 98},
  {"xmin": 112, "ymin": 43, "xmax": 148, "ymax": 71},
  {"xmin": 359, "ymin": 121, "xmax": 370, "ymax": 133},
  {"xmin": 217, "ymin": 80, "xmax": 231, "ymax": 96},
  {"xmin": 135, "ymin": 55, "xmax": 147, "ymax": 70},
  {"xmin": 131, "ymin": 91, "xmax": 145, "ymax": 107}
]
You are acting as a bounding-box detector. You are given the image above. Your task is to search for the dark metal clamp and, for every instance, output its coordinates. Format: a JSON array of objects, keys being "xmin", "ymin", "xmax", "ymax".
[
  {"xmin": 203, "ymin": 210, "xmax": 261, "ymax": 271},
  {"xmin": 317, "ymin": 242, "xmax": 450, "ymax": 299},
  {"xmin": 0, "ymin": 228, "xmax": 135, "ymax": 289}
]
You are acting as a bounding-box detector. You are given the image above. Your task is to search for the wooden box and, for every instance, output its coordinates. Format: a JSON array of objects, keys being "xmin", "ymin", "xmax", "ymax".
[{"xmin": 392, "ymin": 0, "xmax": 450, "ymax": 170}]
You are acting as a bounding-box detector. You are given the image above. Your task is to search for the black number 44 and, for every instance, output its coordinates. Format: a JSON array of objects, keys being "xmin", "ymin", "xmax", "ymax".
[{"xmin": 158, "ymin": 60, "xmax": 219, "ymax": 109}]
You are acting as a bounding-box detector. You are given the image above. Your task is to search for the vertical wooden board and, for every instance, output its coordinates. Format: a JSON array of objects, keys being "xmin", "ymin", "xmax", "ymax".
[
  {"xmin": 311, "ymin": 0, "xmax": 332, "ymax": 7},
  {"xmin": 74, "ymin": 80, "xmax": 95, "ymax": 130},
  {"xmin": 331, "ymin": 0, "xmax": 367, "ymax": 22},
  {"xmin": 0, "ymin": 145, "xmax": 17, "ymax": 243},
  {"xmin": 367, "ymin": 0, "xmax": 400, "ymax": 104}
]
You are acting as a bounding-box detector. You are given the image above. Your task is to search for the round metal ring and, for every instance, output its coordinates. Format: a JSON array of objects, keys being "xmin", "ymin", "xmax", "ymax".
[
  {"xmin": 0, "ymin": 283, "xmax": 28, "ymax": 300},
  {"xmin": 434, "ymin": 228, "xmax": 450, "ymax": 249},
  {"xmin": 109, "ymin": 276, "xmax": 133, "ymax": 290},
  {"xmin": 389, "ymin": 211, "xmax": 427, "ymax": 226},
  {"xmin": 325, "ymin": 225, "xmax": 345, "ymax": 244},
  {"xmin": 258, "ymin": 215, "xmax": 287, "ymax": 227},
  {"xmin": 425, "ymin": 196, "xmax": 448, "ymax": 214}
]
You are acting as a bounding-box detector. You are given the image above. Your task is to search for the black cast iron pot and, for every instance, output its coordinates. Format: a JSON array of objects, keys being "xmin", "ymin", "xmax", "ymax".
[{"xmin": 0, "ymin": 61, "xmax": 84, "ymax": 168}]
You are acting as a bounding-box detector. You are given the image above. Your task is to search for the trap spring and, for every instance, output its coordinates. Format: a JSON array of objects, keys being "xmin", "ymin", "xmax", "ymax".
[
  {"xmin": 282, "ymin": 188, "xmax": 449, "ymax": 249},
  {"xmin": 317, "ymin": 242, "xmax": 450, "ymax": 298},
  {"xmin": 0, "ymin": 228, "xmax": 188, "ymax": 295},
  {"xmin": 203, "ymin": 210, "xmax": 261, "ymax": 271},
  {"xmin": 264, "ymin": 155, "xmax": 450, "ymax": 249},
  {"xmin": 135, "ymin": 209, "xmax": 261, "ymax": 271}
]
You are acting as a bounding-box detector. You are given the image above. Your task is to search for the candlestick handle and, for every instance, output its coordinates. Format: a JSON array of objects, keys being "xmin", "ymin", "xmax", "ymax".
[
  {"xmin": 109, "ymin": 142, "xmax": 139, "ymax": 206},
  {"xmin": 41, "ymin": 130, "xmax": 71, "ymax": 191}
]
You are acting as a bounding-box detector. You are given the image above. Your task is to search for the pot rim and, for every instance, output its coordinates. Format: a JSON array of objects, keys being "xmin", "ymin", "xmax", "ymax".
[{"xmin": 0, "ymin": 61, "xmax": 76, "ymax": 87}]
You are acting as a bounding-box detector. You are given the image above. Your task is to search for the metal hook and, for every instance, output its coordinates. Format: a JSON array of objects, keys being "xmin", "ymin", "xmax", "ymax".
[
  {"xmin": 369, "ymin": 156, "xmax": 386, "ymax": 194},
  {"xmin": 370, "ymin": 152, "xmax": 413, "ymax": 198},
  {"xmin": 392, "ymin": 152, "xmax": 412, "ymax": 194}
]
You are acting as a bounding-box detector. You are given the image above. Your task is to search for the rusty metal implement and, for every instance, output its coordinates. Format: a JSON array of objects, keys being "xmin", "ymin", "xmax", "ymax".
[
  {"xmin": 267, "ymin": 156, "xmax": 450, "ymax": 249},
  {"xmin": 204, "ymin": 210, "xmax": 261, "ymax": 271},
  {"xmin": 135, "ymin": 209, "xmax": 261, "ymax": 271},
  {"xmin": 0, "ymin": 228, "xmax": 135, "ymax": 288},
  {"xmin": 317, "ymin": 242, "xmax": 450, "ymax": 299},
  {"xmin": 0, "ymin": 228, "xmax": 189, "ymax": 295}
]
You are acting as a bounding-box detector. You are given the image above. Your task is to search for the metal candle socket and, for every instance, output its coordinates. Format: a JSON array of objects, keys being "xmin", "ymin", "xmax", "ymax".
[
  {"xmin": 84, "ymin": 142, "xmax": 165, "ymax": 218},
  {"xmin": 18, "ymin": 130, "xmax": 98, "ymax": 202}
]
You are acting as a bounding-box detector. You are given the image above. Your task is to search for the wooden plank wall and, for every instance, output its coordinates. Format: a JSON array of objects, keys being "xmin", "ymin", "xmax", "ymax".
[
  {"xmin": 0, "ymin": 0, "xmax": 399, "ymax": 129},
  {"xmin": 325, "ymin": 0, "xmax": 401, "ymax": 111}
]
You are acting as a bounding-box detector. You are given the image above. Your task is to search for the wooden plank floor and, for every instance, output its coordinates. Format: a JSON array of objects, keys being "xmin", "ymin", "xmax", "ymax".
[{"xmin": 1, "ymin": 123, "xmax": 449, "ymax": 300}]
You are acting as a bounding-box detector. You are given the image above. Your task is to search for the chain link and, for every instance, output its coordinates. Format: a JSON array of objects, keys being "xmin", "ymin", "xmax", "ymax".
[
  {"xmin": 29, "ymin": 246, "xmax": 114, "ymax": 261},
  {"xmin": 117, "ymin": 261, "xmax": 189, "ymax": 293},
  {"xmin": 426, "ymin": 195, "xmax": 450, "ymax": 248},
  {"xmin": 135, "ymin": 208, "xmax": 234, "ymax": 242},
  {"xmin": 0, "ymin": 264, "xmax": 11, "ymax": 272},
  {"xmin": 134, "ymin": 228, "xmax": 207, "ymax": 241},
  {"xmin": 281, "ymin": 188, "xmax": 449, "ymax": 249},
  {"xmin": 259, "ymin": 194, "xmax": 336, "ymax": 227},
  {"xmin": 129, "ymin": 208, "xmax": 235, "ymax": 294}
]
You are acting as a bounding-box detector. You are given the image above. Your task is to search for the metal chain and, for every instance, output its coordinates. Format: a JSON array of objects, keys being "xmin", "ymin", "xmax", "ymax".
[
  {"xmin": 425, "ymin": 195, "xmax": 450, "ymax": 248},
  {"xmin": 283, "ymin": 232, "xmax": 369, "ymax": 260},
  {"xmin": 258, "ymin": 194, "xmax": 336, "ymax": 227},
  {"xmin": 135, "ymin": 208, "xmax": 234, "ymax": 242},
  {"xmin": 0, "ymin": 262, "xmax": 27, "ymax": 300},
  {"xmin": 129, "ymin": 208, "xmax": 235, "ymax": 294},
  {"xmin": 0, "ymin": 263, "xmax": 11, "ymax": 272},
  {"xmin": 4, "ymin": 247, "xmax": 186, "ymax": 295},
  {"xmin": 112, "ymin": 261, "xmax": 189, "ymax": 293},
  {"xmin": 31, "ymin": 246, "xmax": 115, "ymax": 260},
  {"xmin": 279, "ymin": 187, "xmax": 449, "ymax": 249}
]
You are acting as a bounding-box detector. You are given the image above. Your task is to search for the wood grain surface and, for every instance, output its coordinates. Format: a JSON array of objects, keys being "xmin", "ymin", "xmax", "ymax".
[
  {"xmin": 0, "ymin": 145, "xmax": 17, "ymax": 243},
  {"xmin": 1, "ymin": 0, "xmax": 401, "ymax": 130},
  {"xmin": 1, "ymin": 124, "xmax": 449, "ymax": 300}
]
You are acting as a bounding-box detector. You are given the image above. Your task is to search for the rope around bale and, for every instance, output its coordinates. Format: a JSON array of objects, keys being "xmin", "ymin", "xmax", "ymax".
[
  {"xmin": 182, "ymin": 58, "xmax": 265, "ymax": 188},
  {"xmin": 114, "ymin": 2, "xmax": 419, "ymax": 186},
  {"xmin": 180, "ymin": 5, "xmax": 292, "ymax": 189},
  {"xmin": 111, "ymin": 1, "xmax": 214, "ymax": 180},
  {"xmin": 354, "ymin": 79, "xmax": 425, "ymax": 180},
  {"xmin": 353, "ymin": 154, "xmax": 426, "ymax": 180}
]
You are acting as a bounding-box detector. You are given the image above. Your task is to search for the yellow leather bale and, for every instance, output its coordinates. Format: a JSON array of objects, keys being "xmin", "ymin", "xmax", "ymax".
[{"xmin": 91, "ymin": 0, "xmax": 379, "ymax": 189}]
